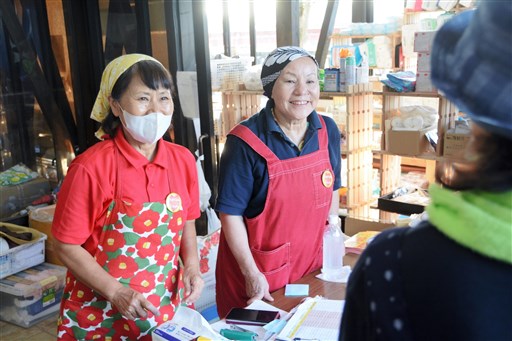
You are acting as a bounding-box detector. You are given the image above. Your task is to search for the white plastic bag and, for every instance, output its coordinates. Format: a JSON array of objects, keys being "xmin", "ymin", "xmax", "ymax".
[
  {"xmin": 243, "ymin": 64, "xmax": 263, "ymax": 91},
  {"xmin": 206, "ymin": 206, "xmax": 221, "ymax": 234},
  {"xmin": 195, "ymin": 151, "xmax": 222, "ymax": 234},
  {"xmin": 195, "ymin": 152, "xmax": 211, "ymax": 212}
]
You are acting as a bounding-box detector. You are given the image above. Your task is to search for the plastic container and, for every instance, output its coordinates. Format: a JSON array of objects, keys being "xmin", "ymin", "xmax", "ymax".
[
  {"xmin": 210, "ymin": 57, "xmax": 253, "ymax": 91},
  {"xmin": 345, "ymin": 56, "xmax": 356, "ymax": 86},
  {"xmin": 324, "ymin": 68, "xmax": 340, "ymax": 92},
  {"xmin": 357, "ymin": 53, "xmax": 370, "ymax": 84},
  {"xmin": 0, "ymin": 262, "xmax": 66, "ymax": 328},
  {"xmin": 339, "ymin": 57, "xmax": 347, "ymax": 92},
  {"xmin": 322, "ymin": 215, "xmax": 345, "ymax": 280},
  {"xmin": 319, "ymin": 68, "xmax": 325, "ymax": 92},
  {"xmin": 0, "ymin": 223, "xmax": 47, "ymax": 279}
]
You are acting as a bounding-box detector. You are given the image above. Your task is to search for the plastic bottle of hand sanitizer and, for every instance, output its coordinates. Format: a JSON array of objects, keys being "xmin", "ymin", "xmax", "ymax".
[{"xmin": 322, "ymin": 214, "xmax": 345, "ymax": 280}]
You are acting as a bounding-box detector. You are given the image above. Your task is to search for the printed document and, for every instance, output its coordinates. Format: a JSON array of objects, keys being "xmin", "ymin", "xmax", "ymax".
[{"xmin": 277, "ymin": 297, "xmax": 344, "ymax": 340}]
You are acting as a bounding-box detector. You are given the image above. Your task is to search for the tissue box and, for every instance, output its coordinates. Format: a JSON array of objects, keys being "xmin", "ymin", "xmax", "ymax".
[
  {"xmin": 0, "ymin": 262, "xmax": 66, "ymax": 328},
  {"xmin": 443, "ymin": 133, "xmax": 471, "ymax": 158}
]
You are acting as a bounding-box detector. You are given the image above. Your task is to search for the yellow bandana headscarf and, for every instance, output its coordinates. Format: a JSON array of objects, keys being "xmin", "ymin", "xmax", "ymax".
[{"xmin": 91, "ymin": 54, "xmax": 162, "ymax": 140}]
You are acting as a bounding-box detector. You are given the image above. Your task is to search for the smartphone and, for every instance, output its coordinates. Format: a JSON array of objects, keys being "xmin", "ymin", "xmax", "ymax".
[{"xmin": 225, "ymin": 308, "xmax": 280, "ymax": 326}]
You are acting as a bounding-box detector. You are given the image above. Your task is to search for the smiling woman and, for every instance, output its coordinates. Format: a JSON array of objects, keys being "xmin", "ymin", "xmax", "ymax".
[
  {"xmin": 214, "ymin": 46, "xmax": 342, "ymax": 318},
  {"xmin": 51, "ymin": 54, "xmax": 204, "ymax": 340}
]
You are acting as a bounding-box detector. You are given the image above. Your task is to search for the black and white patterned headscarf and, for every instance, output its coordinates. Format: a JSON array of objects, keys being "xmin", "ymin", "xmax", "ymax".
[{"xmin": 260, "ymin": 46, "xmax": 319, "ymax": 98}]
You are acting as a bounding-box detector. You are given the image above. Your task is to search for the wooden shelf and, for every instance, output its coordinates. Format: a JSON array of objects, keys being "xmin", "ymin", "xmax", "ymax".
[
  {"xmin": 378, "ymin": 88, "xmax": 458, "ymax": 220},
  {"xmin": 219, "ymin": 90, "xmax": 263, "ymax": 96},
  {"xmin": 329, "ymin": 86, "xmax": 375, "ymax": 218},
  {"xmin": 379, "ymin": 89, "xmax": 442, "ymax": 98},
  {"xmin": 372, "ymin": 149, "xmax": 443, "ymax": 161},
  {"xmin": 320, "ymin": 84, "xmax": 373, "ymax": 99},
  {"xmin": 332, "ymin": 33, "xmax": 400, "ymax": 39}
]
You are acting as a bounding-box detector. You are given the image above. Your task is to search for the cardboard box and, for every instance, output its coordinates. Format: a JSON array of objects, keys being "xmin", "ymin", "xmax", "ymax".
[
  {"xmin": 29, "ymin": 204, "xmax": 63, "ymax": 266},
  {"xmin": 344, "ymin": 217, "xmax": 394, "ymax": 237},
  {"xmin": 414, "ymin": 31, "xmax": 436, "ymax": 52},
  {"xmin": 415, "ymin": 72, "xmax": 436, "ymax": 92},
  {"xmin": 0, "ymin": 262, "xmax": 66, "ymax": 328},
  {"xmin": 387, "ymin": 129, "xmax": 432, "ymax": 156},
  {"xmin": 443, "ymin": 133, "xmax": 471, "ymax": 158},
  {"xmin": 417, "ymin": 52, "xmax": 431, "ymax": 72}
]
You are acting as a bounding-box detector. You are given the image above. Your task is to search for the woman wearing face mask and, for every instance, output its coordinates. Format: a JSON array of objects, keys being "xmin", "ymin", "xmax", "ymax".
[{"xmin": 52, "ymin": 54, "xmax": 203, "ymax": 340}]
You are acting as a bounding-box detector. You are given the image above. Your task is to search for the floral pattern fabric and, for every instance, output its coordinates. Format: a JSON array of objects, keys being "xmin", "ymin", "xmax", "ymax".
[
  {"xmin": 57, "ymin": 199, "xmax": 185, "ymax": 340},
  {"xmin": 194, "ymin": 228, "xmax": 221, "ymax": 321},
  {"xmin": 198, "ymin": 229, "xmax": 220, "ymax": 276}
]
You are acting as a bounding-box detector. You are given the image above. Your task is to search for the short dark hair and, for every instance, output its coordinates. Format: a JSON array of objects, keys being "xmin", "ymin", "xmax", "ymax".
[
  {"xmin": 101, "ymin": 60, "xmax": 175, "ymax": 138},
  {"xmin": 436, "ymin": 128, "xmax": 512, "ymax": 192}
]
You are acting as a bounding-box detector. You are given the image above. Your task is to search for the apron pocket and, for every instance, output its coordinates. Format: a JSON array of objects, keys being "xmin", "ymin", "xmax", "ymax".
[
  {"xmin": 312, "ymin": 169, "xmax": 333, "ymax": 209},
  {"xmin": 251, "ymin": 243, "xmax": 291, "ymax": 291}
]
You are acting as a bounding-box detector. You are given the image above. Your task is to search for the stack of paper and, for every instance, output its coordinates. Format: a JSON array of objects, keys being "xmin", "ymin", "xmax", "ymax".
[
  {"xmin": 344, "ymin": 231, "xmax": 380, "ymax": 254},
  {"xmin": 277, "ymin": 296, "xmax": 344, "ymax": 340}
]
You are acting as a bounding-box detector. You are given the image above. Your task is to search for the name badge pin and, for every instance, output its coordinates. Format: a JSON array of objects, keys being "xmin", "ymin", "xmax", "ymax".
[
  {"xmin": 166, "ymin": 192, "xmax": 182, "ymax": 213},
  {"xmin": 321, "ymin": 169, "xmax": 334, "ymax": 188}
]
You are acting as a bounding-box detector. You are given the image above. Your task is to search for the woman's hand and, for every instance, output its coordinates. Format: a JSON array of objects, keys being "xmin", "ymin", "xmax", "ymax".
[
  {"xmin": 54, "ymin": 240, "xmax": 160, "ymax": 320},
  {"xmin": 111, "ymin": 286, "xmax": 160, "ymax": 320},
  {"xmin": 182, "ymin": 266, "xmax": 205, "ymax": 304},
  {"xmin": 219, "ymin": 214, "xmax": 275, "ymax": 305},
  {"xmin": 244, "ymin": 271, "xmax": 274, "ymax": 305},
  {"xmin": 179, "ymin": 220, "xmax": 204, "ymax": 304}
]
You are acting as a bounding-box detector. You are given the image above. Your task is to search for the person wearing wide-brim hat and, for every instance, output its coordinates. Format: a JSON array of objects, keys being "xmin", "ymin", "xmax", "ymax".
[
  {"xmin": 215, "ymin": 46, "xmax": 342, "ymax": 317},
  {"xmin": 52, "ymin": 54, "xmax": 204, "ymax": 339},
  {"xmin": 340, "ymin": 2, "xmax": 512, "ymax": 340}
]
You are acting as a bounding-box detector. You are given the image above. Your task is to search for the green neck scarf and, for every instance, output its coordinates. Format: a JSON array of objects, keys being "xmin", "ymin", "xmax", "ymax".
[{"xmin": 426, "ymin": 183, "xmax": 512, "ymax": 264}]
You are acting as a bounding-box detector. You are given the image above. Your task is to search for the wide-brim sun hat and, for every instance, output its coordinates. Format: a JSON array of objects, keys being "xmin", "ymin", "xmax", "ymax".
[{"xmin": 430, "ymin": 1, "xmax": 512, "ymax": 140}]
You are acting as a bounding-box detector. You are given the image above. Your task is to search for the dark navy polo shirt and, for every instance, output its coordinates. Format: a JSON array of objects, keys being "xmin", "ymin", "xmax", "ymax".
[{"xmin": 215, "ymin": 100, "xmax": 342, "ymax": 218}]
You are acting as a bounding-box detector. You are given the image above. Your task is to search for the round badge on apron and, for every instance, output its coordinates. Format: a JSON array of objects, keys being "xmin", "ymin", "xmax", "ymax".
[
  {"xmin": 321, "ymin": 169, "xmax": 334, "ymax": 188},
  {"xmin": 166, "ymin": 192, "xmax": 183, "ymax": 213}
]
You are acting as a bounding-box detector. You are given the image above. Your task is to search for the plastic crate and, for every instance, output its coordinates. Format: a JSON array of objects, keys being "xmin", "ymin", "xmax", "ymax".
[
  {"xmin": 0, "ymin": 223, "xmax": 47, "ymax": 279},
  {"xmin": 0, "ymin": 262, "xmax": 66, "ymax": 328},
  {"xmin": 211, "ymin": 57, "xmax": 253, "ymax": 91}
]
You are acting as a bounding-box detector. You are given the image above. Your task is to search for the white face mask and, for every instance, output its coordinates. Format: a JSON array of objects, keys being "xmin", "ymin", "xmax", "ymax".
[{"xmin": 121, "ymin": 108, "xmax": 172, "ymax": 145}]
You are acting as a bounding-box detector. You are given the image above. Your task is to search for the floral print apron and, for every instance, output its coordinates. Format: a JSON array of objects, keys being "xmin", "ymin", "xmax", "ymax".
[{"xmin": 57, "ymin": 149, "xmax": 186, "ymax": 340}]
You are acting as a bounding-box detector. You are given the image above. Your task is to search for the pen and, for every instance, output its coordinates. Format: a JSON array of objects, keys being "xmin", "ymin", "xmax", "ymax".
[{"xmin": 230, "ymin": 324, "xmax": 253, "ymax": 333}]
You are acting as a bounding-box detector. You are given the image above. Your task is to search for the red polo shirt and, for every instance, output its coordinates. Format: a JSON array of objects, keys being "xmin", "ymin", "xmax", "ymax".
[{"xmin": 52, "ymin": 129, "xmax": 200, "ymax": 255}]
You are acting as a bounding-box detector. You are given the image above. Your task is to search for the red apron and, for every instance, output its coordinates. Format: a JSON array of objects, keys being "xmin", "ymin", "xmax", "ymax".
[
  {"xmin": 216, "ymin": 116, "xmax": 334, "ymax": 317},
  {"xmin": 57, "ymin": 148, "xmax": 186, "ymax": 340}
]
